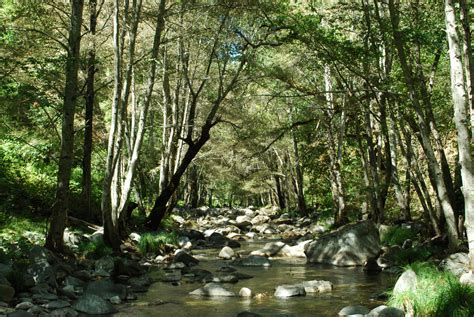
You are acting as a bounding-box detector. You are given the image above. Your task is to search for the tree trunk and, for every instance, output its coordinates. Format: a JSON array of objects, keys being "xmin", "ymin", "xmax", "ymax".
[
  {"xmin": 291, "ymin": 129, "xmax": 307, "ymax": 216},
  {"xmin": 146, "ymin": 127, "xmax": 211, "ymax": 230},
  {"xmin": 459, "ymin": 0, "xmax": 474, "ymax": 140},
  {"xmin": 45, "ymin": 0, "xmax": 84, "ymax": 254},
  {"xmin": 388, "ymin": 0, "xmax": 459, "ymax": 248},
  {"xmin": 445, "ymin": 0, "xmax": 474, "ymax": 264},
  {"xmin": 81, "ymin": 0, "xmax": 97, "ymax": 221}
]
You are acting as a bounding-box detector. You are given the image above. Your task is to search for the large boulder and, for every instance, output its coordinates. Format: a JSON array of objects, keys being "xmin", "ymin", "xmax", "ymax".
[
  {"xmin": 305, "ymin": 221, "xmax": 380, "ymax": 266},
  {"xmin": 439, "ymin": 253, "xmax": 470, "ymax": 277}
]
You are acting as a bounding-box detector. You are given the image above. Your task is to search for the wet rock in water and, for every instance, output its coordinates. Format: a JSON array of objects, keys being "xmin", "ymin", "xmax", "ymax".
[
  {"xmin": 0, "ymin": 284, "xmax": 14, "ymax": 302},
  {"xmin": 250, "ymin": 242, "xmax": 286, "ymax": 257},
  {"xmin": 274, "ymin": 285, "xmax": 306, "ymax": 297},
  {"xmin": 306, "ymin": 221, "xmax": 380, "ymax": 266},
  {"xmin": 298, "ymin": 280, "xmax": 333, "ymax": 293},
  {"xmin": 72, "ymin": 294, "xmax": 117, "ymax": 315},
  {"xmin": 217, "ymin": 266, "xmax": 236, "ymax": 273},
  {"xmin": 236, "ymin": 312, "xmax": 262, "ymax": 317},
  {"xmin": 211, "ymin": 274, "xmax": 239, "ymax": 283},
  {"xmin": 239, "ymin": 287, "xmax": 252, "ymax": 297},
  {"xmin": 161, "ymin": 270, "xmax": 182, "ymax": 283},
  {"xmin": 231, "ymin": 272, "xmax": 253, "ymax": 280},
  {"xmin": 84, "ymin": 280, "xmax": 127, "ymax": 300},
  {"xmin": 439, "ymin": 252, "xmax": 470, "ymax": 277},
  {"xmin": 173, "ymin": 250, "xmax": 199, "ymax": 267},
  {"xmin": 233, "ymin": 255, "xmax": 271, "ymax": 267},
  {"xmin": 338, "ymin": 305, "xmax": 370, "ymax": 316},
  {"xmin": 245, "ymin": 232, "xmax": 257, "ymax": 240},
  {"xmin": 367, "ymin": 305, "xmax": 405, "ymax": 317},
  {"xmin": 189, "ymin": 283, "xmax": 236, "ymax": 297},
  {"xmin": 393, "ymin": 269, "xmax": 417, "ymax": 295}
]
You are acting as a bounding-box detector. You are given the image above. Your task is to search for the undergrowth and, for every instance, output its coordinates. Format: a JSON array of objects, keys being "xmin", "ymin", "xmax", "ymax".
[
  {"xmin": 138, "ymin": 231, "xmax": 178, "ymax": 255},
  {"xmin": 388, "ymin": 262, "xmax": 474, "ymax": 317}
]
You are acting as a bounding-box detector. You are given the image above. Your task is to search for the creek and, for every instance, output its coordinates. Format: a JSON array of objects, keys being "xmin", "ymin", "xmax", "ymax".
[{"xmin": 117, "ymin": 240, "xmax": 395, "ymax": 317}]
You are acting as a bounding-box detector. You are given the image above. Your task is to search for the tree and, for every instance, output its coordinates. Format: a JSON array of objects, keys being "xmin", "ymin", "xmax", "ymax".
[
  {"xmin": 45, "ymin": 0, "xmax": 84, "ymax": 254},
  {"xmin": 444, "ymin": 0, "xmax": 474, "ymax": 265}
]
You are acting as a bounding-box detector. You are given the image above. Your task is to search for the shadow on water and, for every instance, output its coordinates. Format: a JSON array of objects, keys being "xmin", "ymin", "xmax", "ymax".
[{"xmin": 117, "ymin": 241, "xmax": 396, "ymax": 317}]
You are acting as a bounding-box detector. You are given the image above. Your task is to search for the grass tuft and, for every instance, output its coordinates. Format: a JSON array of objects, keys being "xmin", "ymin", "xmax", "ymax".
[
  {"xmin": 137, "ymin": 231, "xmax": 178, "ymax": 255},
  {"xmin": 388, "ymin": 262, "xmax": 474, "ymax": 317}
]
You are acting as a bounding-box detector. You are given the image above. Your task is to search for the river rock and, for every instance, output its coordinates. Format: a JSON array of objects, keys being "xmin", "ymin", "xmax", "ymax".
[
  {"xmin": 15, "ymin": 302, "xmax": 34, "ymax": 310},
  {"xmin": 84, "ymin": 280, "xmax": 127, "ymax": 300},
  {"xmin": 298, "ymin": 280, "xmax": 333, "ymax": 293},
  {"xmin": 277, "ymin": 241, "xmax": 311, "ymax": 258},
  {"xmin": 0, "ymin": 284, "xmax": 14, "ymax": 302},
  {"xmin": 367, "ymin": 305, "xmax": 405, "ymax": 317},
  {"xmin": 114, "ymin": 258, "xmax": 142, "ymax": 277},
  {"xmin": 393, "ymin": 269, "xmax": 417, "ymax": 295},
  {"xmin": 173, "ymin": 251, "xmax": 199, "ymax": 267},
  {"xmin": 43, "ymin": 300, "xmax": 70, "ymax": 310},
  {"xmin": 189, "ymin": 283, "xmax": 236, "ymax": 297},
  {"xmin": 233, "ymin": 255, "xmax": 271, "ymax": 267},
  {"xmin": 274, "ymin": 284, "xmax": 306, "ymax": 297},
  {"xmin": 72, "ymin": 294, "xmax": 117, "ymax": 315},
  {"xmin": 49, "ymin": 307, "xmax": 79, "ymax": 316},
  {"xmin": 177, "ymin": 236, "xmax": 192, "ymax": 249},
  {"xmin": 211, "ymin": 274, "xmax": 239, "ymax": 283},
  {"xmin": 305, "ymin": 221, "xmax": 380, "ymax": 266},
  {"xmin": 338, "ymin": 305, "xmax": 370, "ymax": 316},
  {"xmin": 239, "ymin": 287, "xmax": 252, "ymax": 297},
  {"xmin": 219, "ymin": 246, "xmax": 235, "ymax": 260},
  {"xmin": 460, "ymin": 271, "xmax": 474, "ymax": 285},
  {"xmin": 250, "ymin": 215, "xmax": 271, "ymax": 225},
  {"xmin": 439, "ymin": 252, "xmax": 470, "ymax": 277},
  {"xmin": 94, "ymin": 256, "xmax": 115, "ymax": 276},
  {"xmin": 250, "ymin": 242, "xmax": 286, "ymax": 257},
  {"xmin": 7, "ymin": 311, "xmax": 34, "ymax": 317}
]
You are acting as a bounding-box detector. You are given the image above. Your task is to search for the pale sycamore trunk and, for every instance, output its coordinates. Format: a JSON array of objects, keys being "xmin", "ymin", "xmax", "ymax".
[{"xmin": 445, "ymin": 0, "xmax": 474, "ymax": 264}]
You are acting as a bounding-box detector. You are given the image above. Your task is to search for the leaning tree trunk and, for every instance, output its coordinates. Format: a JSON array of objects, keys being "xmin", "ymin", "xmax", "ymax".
[
  {"xmin": 445, "ymin": 0, "xmax": 474, "ymax": 265},
  {"xmin": 388, "ymin": 0, "xmax": 459, "ymax": 249},
  {"xmin": 45, "ymin": 0, "xmax": 84, "ymax": 254}
]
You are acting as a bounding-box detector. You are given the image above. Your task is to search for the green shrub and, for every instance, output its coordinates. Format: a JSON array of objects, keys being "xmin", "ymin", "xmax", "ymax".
[
  {"xmin": 381, "ymin": 226, "xmax": 417, "ymax": 246},
  {"xmin": 388, "ymin": 262, "xmax": 474, "ymax": 317},
  {"xmin": 77, "ymin": 238, "xmax": 113, "ymax": 259},
  {"xmin": 138, "ymin": 231, "xmax": 178, "ymax": 255}
]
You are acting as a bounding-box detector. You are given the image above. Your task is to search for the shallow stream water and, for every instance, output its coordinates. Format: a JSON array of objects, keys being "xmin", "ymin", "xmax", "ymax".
[{"xmin": 118, "ymin": 240, "xmax": 395, "ymax": 317}]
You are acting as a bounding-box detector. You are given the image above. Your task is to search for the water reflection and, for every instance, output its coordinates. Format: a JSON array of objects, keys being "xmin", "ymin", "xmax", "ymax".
[{"xmin": 117, "ymin": 241, "xmax": 395, "ymax": 317}]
